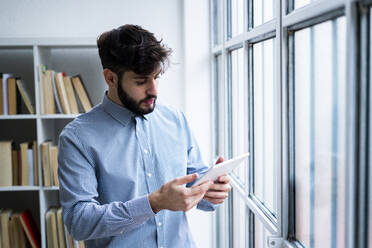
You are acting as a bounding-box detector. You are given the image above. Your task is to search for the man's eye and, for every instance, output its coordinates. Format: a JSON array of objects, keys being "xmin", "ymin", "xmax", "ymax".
[{"xmin": 135, "ymin": 81, "xmax": 146, "ymax": 85}]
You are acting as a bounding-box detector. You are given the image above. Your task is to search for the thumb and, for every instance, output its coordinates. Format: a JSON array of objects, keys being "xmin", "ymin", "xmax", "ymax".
[
  {"xmin": 173, "ymin": 173, "xmax": 198, "ymax": 185},
  {"xmin": 215, "ymin": 156, "xmax": 224, "ymax": 165}
]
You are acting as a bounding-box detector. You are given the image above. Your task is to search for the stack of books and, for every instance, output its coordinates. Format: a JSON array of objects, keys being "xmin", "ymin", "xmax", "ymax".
[
  {"xmin": 45, "ymin": 207, "xmax": 85, "ymax": 248},
  {"xmin": 40, "ymin": 142, "xmax": 59, "ymax": 187},
  {"xmin": 38, "ymin": 65, "xmax": 92, "ymax": 115},
  {"xmin": 0, "ymin": 209, "xmax": 40, "ymax": 248},
  {"xmin": 0, "ymin": 141, "xmax": 38, "ymax": 187},
  {"xmin": 0, "ymin": 73, "xmax": 35, "ymax": 115}
]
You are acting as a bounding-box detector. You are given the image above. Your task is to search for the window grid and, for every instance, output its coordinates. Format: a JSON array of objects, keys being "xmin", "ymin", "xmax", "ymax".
[{"xmin": 210, "ymin": 0, "xmax": 369, "ymax": 247}]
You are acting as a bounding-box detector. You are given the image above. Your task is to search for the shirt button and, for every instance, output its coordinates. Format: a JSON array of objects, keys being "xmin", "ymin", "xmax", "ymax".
[
  {"xmin": 147, "ymin": 173, "xmax": 152, "ymax": 178},
  {"xmin": 158, "ymin": 222, "xmax": 162, "ymax": 227},
  {"xmin": 144, "ymin": 149, "xmax": 148, "ymax": 154},
  {"xmin": 136, "ymin": 127, "xmax": 139, "ymax": 131},
  {"xmin": 120, "ymin": 231, "xmax": 123, "ymax": 234}
]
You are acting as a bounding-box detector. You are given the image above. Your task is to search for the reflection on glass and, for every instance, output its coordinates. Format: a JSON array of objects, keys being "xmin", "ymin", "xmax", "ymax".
[
  {"xmin": 294, "ymin": 17, "xmax": 346, "ymax": 247},
  {"xmin": 213, "ymin": 0, "xmax": 221, "ymax": 45},
  {"xmin": 254, "ymin": 215, "xmax": 270, "ymax": 248},
  {"xmin": 253, "ymin": 0, "xmax": 274, "ymax": 27},
  {"xmin": 233, "ymin": 192, "xmax": 248, "ymax": 247},
  {"xmin": 253, "ymin": 38, "xmax": 277, "ymax": 215},
  {"xmin": 230, "ymin": 0, "xmax": 244, "ymax": 37},
  {"xmin": 230, "ymin": 48, "xmax": 248, "ymax": 185}
]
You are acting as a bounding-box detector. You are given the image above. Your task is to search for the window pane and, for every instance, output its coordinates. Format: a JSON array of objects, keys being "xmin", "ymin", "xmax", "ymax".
[
  {"xmin": 253, "ymin": 0, "xmax": 275, "ymax": 27},
  {"xmin": 214, "ymin": 55, "xmax": 222, "ymax": 156},
  {"xmin": 294, "ymin": 17, "xmax": 346, "ymax": 247},
  {"xmin": 213, "ymin": 0, "xmax": 221, "ymax": 45},
  {"xmin": 254, "ymin": 215, "xmax": 271, "ymax": 248},
  {"xmin": 294, "ymin": 0, "xmax": 311, "ymax": 9},
  {"xmin": 252, "ymin": 38, "xmax": 277, "ymax": 215},
  {"xmin": 229, "ymin": 0, "xmax": 244, "ymax": 38},
  {"xmin": 233, "ymin": 191, "xmax": 248, "ymax": 247},
  {"xmin": 230, "ymin": 48, "xmax": 248, "ymax": 185}
]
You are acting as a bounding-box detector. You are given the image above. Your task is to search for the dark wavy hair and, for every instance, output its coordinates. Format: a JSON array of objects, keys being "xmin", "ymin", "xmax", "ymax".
[{"xmin": 97, "ymin": 24, "xmax": 172, "ymax": 81}]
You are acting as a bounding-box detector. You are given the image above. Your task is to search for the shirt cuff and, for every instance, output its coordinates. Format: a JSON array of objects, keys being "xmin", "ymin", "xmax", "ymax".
[
  {"xmin": 127, "ymin": 195, "xmax": 156, "ymax": 224},
  {"xmin": 196, "ymin": 198, "xmax": 218, "ymax": 211}
]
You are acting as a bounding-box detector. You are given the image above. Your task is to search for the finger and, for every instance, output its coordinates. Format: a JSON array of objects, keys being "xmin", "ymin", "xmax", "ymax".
[
  {"xmin": 189, "ymin": 180, "xmax": 213, "ymax": 196},
  {"xmin": 173, "ymin": 173, "xmax": 198, "ymax": 185},
  {"xmin": 204, "ymin": 196, "xmax": 225, "ymax": 205},
  {"xmin": 215, "ymin": 156, "xmax": 224, "ymax": 165},
  {"xmin": 205, "ymin": 191, "xmax": 229, "ymax": 199},
  {"xmin": 217, "ymin": 175, "xmax": 230, "ymax": 183},
  {"xmin": 208, "ymin": 183, "xmax": 231, "ymax": 192}
]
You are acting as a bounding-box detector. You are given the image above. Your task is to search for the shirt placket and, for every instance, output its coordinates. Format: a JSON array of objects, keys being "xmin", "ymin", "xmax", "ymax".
[{"xmin": 135, "ymin": 116, "xmax": 165, "ymax": 248}]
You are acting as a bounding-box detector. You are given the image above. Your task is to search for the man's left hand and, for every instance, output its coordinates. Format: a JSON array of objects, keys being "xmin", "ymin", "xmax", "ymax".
[{"xmin": 203, "ymin": 156, "xmax": 231, "ymax": 205}]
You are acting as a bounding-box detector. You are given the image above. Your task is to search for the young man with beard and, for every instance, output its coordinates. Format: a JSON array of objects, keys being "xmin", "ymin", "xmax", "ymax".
[{"xmin": 58, "ymin": 24, "xmax": 231, "ymax": 248}]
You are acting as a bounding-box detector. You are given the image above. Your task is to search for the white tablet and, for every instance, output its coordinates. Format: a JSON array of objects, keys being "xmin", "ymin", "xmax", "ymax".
[{"xmin": 193, "ymin": 153, "xmax": 250, "ymax": 186}]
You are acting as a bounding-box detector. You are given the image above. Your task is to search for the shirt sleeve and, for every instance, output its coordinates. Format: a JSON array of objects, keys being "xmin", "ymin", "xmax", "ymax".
[
  {"xmin": 58, "ymin": 126, "xmax": 155, "ymax": 241},
  {"xmin": 179, "ymin": 112, "xmax": 218, "ymax": 212}
]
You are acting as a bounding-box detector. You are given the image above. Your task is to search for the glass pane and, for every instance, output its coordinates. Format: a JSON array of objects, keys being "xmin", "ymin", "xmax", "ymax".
[
  {"xmin": 294, "ymin": 17, "xmax": 346, "ymax": 247},
  {"xmin": 253, "ymin": 0, "xmax": 275, "ymax": 27},
  {"xmin": 213, "ymin": 0, "xmax": 222, "ymax": 45},
  {"xmin": 294, "ymin": 0, "xmax": 311, "ymax": 9},
  {"xmin": 231, "ymin": 48, "xmax": 248, "ymax": 185},
  {"xmin": 230, "ymin": 0, "xmax": 244, "ymax": 38},
  {"xmin": 233, "ymin": 191, "xmax": 248, "ymax": 247},
  {"xmin": 254, "ymin": 215, "xmax": 271, "ymax": 248},
  {"xmin": 214, "ymin": 55, "xmax": 222, "ymax": 156},
  {"xmin": 253, "ymin": 38, "xmax": 277, "ymax": 215}
]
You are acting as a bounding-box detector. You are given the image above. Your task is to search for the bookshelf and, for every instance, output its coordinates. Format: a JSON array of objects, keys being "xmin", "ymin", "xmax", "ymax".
[{"xmin": 0, "ymin": 38, "xmax": 105, "ymax": 248}]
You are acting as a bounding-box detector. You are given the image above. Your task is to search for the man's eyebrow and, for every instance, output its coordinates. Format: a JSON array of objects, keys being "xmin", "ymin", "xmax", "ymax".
[{"xmin": 133, "ymin": 71, "xmax": 161, "ymax": 79}]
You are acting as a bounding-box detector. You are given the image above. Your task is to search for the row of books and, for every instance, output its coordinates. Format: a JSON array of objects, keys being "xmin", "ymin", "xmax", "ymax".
[
  {"xmin": 0, "ymin": 73, "xmax": 35, "ymax": 115},
  {"xmin": 0, "ymin": 209, "xmax": 40, "ymax": 248},
  {"xmin": 0, "ymin": 141, "xmax": 38, "ymax": 186},
  {"xmin": 0, "ymin": 141, "xmax": 59, "ymax": 187},
  {"xmin": 46, "ymin": 207, "xmax": 85, "ymax": 248},
  {"xmin": 0, "ymin": 208, "xmax": 84, "ymax": 248},
  {"xmin": 38, "ymin": 65, "xmax": 92, "ymax": 115}
]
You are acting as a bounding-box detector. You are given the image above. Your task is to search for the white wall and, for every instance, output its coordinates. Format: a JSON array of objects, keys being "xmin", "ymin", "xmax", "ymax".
[
  {"xmin": 183, "ymin": 0, "xmax": 214, "ymax": 248},
  {"xmin": 0, "ymin": 0, "xmax": 214, "ymax": 247},
  {"xmin": 0, "ymin": 0, "xmax": 185, "ymax": 111}
]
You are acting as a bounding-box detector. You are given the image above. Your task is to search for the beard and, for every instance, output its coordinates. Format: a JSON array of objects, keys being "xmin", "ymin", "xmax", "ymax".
[{"xmin": 117, "ymin": 84, "xmax": 157, "ymax": 115}]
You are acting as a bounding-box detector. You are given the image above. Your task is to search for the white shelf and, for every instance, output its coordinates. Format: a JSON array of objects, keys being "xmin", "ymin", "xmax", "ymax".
[
  {"xmin": 0, "ymin": 186, "xmax": 41, "ymax": 191},
  {"xmin": 0, "ymin": 114, "xmax": 37, "ymax": 119},
  {"xmin": 40, "ymin": 114, "xmax": 80, "ymax": 119},
  {"xmin": 0, "ymin": 37, "xmax": 97, "ymax": 47},
  {"xmin": 42, "ymin": 186, "xmax": 60, "ymax": 191}
]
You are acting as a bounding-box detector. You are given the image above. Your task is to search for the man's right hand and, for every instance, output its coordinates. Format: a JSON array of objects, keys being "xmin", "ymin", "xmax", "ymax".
[{"xmin": 148, "ymin": 173, "xmax": 213, "ymax": 213}]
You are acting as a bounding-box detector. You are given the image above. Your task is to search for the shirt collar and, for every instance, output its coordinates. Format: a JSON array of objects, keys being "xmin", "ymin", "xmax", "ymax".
[{"xmin": 102, "ymin": 92, "xmax": 148, "ymax": 126}]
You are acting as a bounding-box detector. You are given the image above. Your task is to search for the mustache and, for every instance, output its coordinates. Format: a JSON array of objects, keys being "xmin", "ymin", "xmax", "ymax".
[{"xmin": 140, "ymin": 95, "xmax": 157, "ymax": 103}]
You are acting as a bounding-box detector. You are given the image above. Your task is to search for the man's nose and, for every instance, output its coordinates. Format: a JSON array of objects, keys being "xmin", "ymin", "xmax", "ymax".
[{"xmin": 146, "ymin": 79, "xmax": 158, "ymax": 96}]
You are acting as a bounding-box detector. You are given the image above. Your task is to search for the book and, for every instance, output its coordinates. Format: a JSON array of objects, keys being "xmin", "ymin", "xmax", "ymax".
[
  {"xmin": 0, "ymin": 208, "xmax": 12, "ymax": 248},
  {"xmin": 2, "ymin": 73, "xmax": 13, "ymax": 115},
  {"xmin": 55, "ymin": 72, "xmax": 71, "ymax": 114},
  {"xmin": 0, "ymin": 141, "xmax": 13, "ymax": 186},
  {"xmin": 71, "ymin": 75, "xmax": 92, "ymax": 113},
  {"xmin": 16, "ymin": 79, "xmax": 35, "ymax": 114},
  {"xmin": 20, "ymin": 142, "xmax": 30, "ymax": 186},
  {"xmin": 56, "ymin": 208, "xmax": 66, "ymax": 248},
  {"xmin": 42, "ymin": 70, "xmax": 55, "ymax": 114},
  {"xmin": 19, "ymin": 209, "xmax": 41, "ymax": 248},
  {"xmin": 12, "ymin": 149, "xmax": 19, "ymax": 185},
  {"xmin": 32, "ymin": 140, "xmax": 39, "ymax": 186},
  {"xmin": 64, "ymin": 76, "xmax": 79, "ymax": 114},
  {"xmin": 7, "ymin": 77, "xmax": 19, "ymax": 115},
  {"xmin": 49, "ymin": 146, "xmax": 59, "ymax": 186},
  {"xmin": 51, "ymin": 71, "xmax": 63, "ymax": 114},
  {"xmin": 45, "ymin": 208, "xmax": 59, "ymax": 248},
  {"xmin": 38, "ymin": 65, "xmax": 46, "ymax": 114},
  {"xmin": 9, "ymin": 212, "xmax": 27, "ymax": 248},
  {"xmin": 28, "ymin": 147, "xmax": 34, "ymax": 186},
  {"xmin": 0, "ymin": 74, "xmax": 3, "ymax": 115},
  {"xmin": 40, "ymin": 142, "xmax": 51, "ymax": 186}
]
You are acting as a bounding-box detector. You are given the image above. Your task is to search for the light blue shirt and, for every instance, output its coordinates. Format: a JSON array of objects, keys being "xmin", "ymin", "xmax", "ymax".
[{"xmin": 58, "ymin": 93, "xmax": 216, "ymax": 248}]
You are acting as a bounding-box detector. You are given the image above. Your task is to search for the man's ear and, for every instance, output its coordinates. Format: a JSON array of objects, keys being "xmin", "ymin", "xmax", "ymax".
[{"xmin": 103, "ymin": 69, "xmax": 119, "ymax": 88}]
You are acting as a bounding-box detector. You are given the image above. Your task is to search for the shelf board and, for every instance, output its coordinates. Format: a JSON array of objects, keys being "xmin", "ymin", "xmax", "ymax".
[
  {"xmin": 0, "ymin": 114, "xmax": 37, "ymax": 120},
  {"xmin": 0, "ymin": 186, "xmax": 41, "ymax": 191},
  {"xmin": 40, "ymin": 114, "xmax": 80, "ymax": 119},
  {"xmin": 42, "ymin": 186, "xmax": 59, "ymax": 191},
  {"xmin": 0, "ymin": 37, "xmax": 97, "ymax": 47}
]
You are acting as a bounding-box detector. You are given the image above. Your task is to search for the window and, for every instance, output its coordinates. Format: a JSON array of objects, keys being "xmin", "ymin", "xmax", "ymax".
[
  {"xmin": 211, "ymin": 0, "xmax": 370, "ymax": 247},
  {"xmin": 292, "ymin": 17, "xmax": 346, "ymax": 247}
]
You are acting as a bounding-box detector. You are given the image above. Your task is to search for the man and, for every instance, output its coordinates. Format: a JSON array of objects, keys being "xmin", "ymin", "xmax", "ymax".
[{"xmin": 58, "ymin": 24, "xmax": 231, "ymax": 248}]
